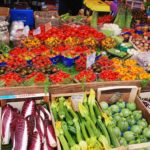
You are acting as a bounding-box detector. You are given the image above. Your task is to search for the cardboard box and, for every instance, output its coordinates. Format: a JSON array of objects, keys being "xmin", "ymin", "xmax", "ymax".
[{"xmin": 0, "ymin": 7, "xmax": 9, "ymax": 21}]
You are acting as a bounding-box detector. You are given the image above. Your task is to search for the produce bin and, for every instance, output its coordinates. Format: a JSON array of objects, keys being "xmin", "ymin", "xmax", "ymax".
[
  {"xmin": 49, "ymin": 91, "xmax": 127, "ymax": 150},
  {"xmin": 0, "ymin": 94, "xmax": 58, "ymax": 150},
  {"xmin": 97, "ymin": 86, "xmax": 150, "ymax": 149},
  {"xmin": 50, "ymin": 55, "xmax": 61, "ymax": 65},
  {"xmin": 62, "ymin": 56, "xmax": 79, "ymax": 67}
]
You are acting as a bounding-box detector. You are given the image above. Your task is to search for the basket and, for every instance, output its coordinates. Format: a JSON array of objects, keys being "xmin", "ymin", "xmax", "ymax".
[
  {"xmin": 62, "ymin": 56, "xmax": 79, "ymax": 67},
  {"xmin": 97, "ymin": 86, "xmax": 150, "ymax": 149},
  {"xmin": 34, "ymin": 11, "xmax": 59, "ymax": 28},
  {"xmin": 50, "ymin": 55, "xmax": 61, "ymax": 65}
]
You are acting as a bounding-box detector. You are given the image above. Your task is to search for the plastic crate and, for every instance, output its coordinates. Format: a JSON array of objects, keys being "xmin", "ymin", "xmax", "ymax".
[
  {"xmin": 10, "ymin": 9, "xmax": 34, "ymax": 28},
  {"xmin": 50, "ymin": 55, "xmax": 61, "ymax": 65}
]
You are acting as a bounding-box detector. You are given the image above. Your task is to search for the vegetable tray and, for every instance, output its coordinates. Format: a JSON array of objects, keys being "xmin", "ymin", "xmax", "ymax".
[
  {"xmin": 49, "ymin": 92, "xmax": 127, "ymax": 150},
  {"xmin": 0, "ymin": 95, "xmax": 57, "ymax": 150},
  {"xmin": 97, "ymin": 86, "xmax": 150, "ymax": 149}
]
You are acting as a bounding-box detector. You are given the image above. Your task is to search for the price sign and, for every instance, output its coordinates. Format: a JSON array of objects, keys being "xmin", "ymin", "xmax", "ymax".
[
  {"xmin": 45, "ymin": 22, "xmax": 52, "ymax": 32},
  {"xmin": 86, "ymin": 52, "xmax": 96, "ymax": 69},
  {"xmin": 33, "ymin": 27, "xmax": 41, "ymax": 36},
  {"xmin": 71, "ymin": 94, "xmax": 84, "ymax": 111}
]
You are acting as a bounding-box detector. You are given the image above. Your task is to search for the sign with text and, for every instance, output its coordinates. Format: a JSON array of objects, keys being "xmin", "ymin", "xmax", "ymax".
[
  {"xmin": 33, "ymin": 27, "xmax": 41, "ymax": 35},
  {"xmin": 71, "ymin": 94, "xmax": 84, "ymax": 111},
  {"xmin": 86, "ymin": 52, "xmax": 96, "ymax": 69}
]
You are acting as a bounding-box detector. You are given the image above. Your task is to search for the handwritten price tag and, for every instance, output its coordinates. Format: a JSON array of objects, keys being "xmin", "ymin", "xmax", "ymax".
[
  {"xmin": 86, "ymin": 52, "xmax": 96, "ymax": 69},
  {"xmin": 45, "ymin": 22, "xmax": 52, "ymax": 32},
  {"xmin": 33, "ymin": 27, "xmax": 41, "ymax": 36},
  {"xmin": 71, "ymin": 94, "xmax": 84, "ymax": 111}
]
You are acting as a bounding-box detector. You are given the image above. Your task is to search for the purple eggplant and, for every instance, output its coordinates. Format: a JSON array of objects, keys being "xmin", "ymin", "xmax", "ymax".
[
  {"xmin": 28, "ymin": 131, "xmax": 41, "ymax": 150},
  {"xmin": 22, "ymin": 100, "xmax": 36, "ymax": 118},
  {"xmin": 45, "ymin": 125, "xmax": 57, "ymax": 148},
  {"xmin": 36, "ymin": 105, "xmax": 52, "ymax": 121},
  {"xmin": 12, "ymin": 117, "xmax": 28, "ymax": 150},
  {"xmin": 36, "ymin": 116, "xmax": 45, "ymax": 142},
  {"xmin": 2, "ymin": 105, "xmax": 13, "ymax": 145}
]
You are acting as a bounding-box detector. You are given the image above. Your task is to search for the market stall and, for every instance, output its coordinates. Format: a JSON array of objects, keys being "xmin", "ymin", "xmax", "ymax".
[{"xmin": 0, "ymin": 0, "xmax": 150, "ymax": 149}]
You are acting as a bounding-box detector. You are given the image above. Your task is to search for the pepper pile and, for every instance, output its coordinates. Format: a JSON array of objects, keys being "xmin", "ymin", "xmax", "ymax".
[
  {"xmin": 49, "ymin": 71, "xmax": 71, "ymax": 84},
  {"xmin": 25, "ymin": 72, "xmax": 47, "ymax": 84},
  {"xmin": 0, "ymin": 72, "xmax": 22, "ymax": 86},
  {"xmin": 75, "ymin": 69, "xmax": 96, "ymax": 82},
  {"xmin": 112, "ymin": 58, "xmax": 150, "ymax": 80},
  {"xmin": 22, "ymin": 37, "xmax": 41, "ymax": 49},
  {"xmin": 99, "ymin": 70, "xmax": 119, "ymax": 81},
  {"xmin": 98, "ymin": 15, "xmax": 114, "ymax": 24}
]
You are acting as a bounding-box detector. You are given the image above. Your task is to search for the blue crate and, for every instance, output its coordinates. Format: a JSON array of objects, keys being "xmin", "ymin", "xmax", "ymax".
[
  {"xmin": 10, "ymin": 9, "xmax": 34, "ymax": 28},
  {"xmin": 50, "ymin": 55, "xmax": 61, "ymax": 65},
  {"xmin": 0, "ymin": 62, "xmax": 7, "ymax": 67},
  {"xmin": 62, "ymin": 56, "xmax": 79, "ymax": 67},
  {"xmin": 26, "ymin": 60, "xmax": 32, "ymax": 66}
]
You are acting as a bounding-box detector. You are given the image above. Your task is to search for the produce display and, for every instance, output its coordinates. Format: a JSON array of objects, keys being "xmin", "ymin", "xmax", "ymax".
[
  {"xmin": 131, "ymin": 37, "xmax": 150, "ymax": 51},
  {"xmin": 1, "ymin": 99, "xmax": 57, "ymax": 150},
  {"xmin": 99, "ymin": 93, "xmax": 150, "ymax": 147},
  {"xmin": 50, "ymin": 89, "xmax": 150, "ymax": 150},
  {"xmin": 51, "ymin": 89, "xmax": 112, "ymax": 150},
  {"xmin": 1, "ymin": 2, "xmax": 150, "ymax": 150},
  {"xmin": 101, "ymin": 37, "xmax": 117, "ymax": 50},
  {"xmin": 1, "ymin": 53, "xmax": 150, "ymax": 87},
  {"xmin": 0, "ymin": 3, "xmax": 150, "ymax": 88}
]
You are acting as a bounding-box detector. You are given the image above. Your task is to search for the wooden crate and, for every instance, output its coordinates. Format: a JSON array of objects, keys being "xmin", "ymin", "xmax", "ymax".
[
  {"xmin": 0, "ymin": 7, "xmax": 9, "ymax": 21},
  {"xmin": 0, "ymin": 94, "xmax": 52, "ymax": 150},
  {"xmin": 50, "ymin": 92, "xmax": 127, "ymax": 150},
  {"xmin": 139, "ymin": 92, "xmax": 150, "ymax": 114},
  {"xmin": 0, "ymin": 80, "xmax": 147, "ymax": 96},
  {"xmin": 97, "ymin": 86, "xmax": 150, "ymax": 149}
]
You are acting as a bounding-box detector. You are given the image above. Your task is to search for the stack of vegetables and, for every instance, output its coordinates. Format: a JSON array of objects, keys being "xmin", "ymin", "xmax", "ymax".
[
  {"xmin": 2, "ymin": 100, "xmax": 57, "ymax": 150},
  {"xmin": 51, "ymin": 89, "xmax": 123, "ymax": 149},
  {"xmin": 100, "ymin": 95, "xmax": 150, "ymax": 147}
]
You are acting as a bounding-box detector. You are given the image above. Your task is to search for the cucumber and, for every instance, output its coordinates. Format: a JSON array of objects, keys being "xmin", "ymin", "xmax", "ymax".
[{"xmin": 107, "ymin": 125, "xmax": 120, "ymax": 147}]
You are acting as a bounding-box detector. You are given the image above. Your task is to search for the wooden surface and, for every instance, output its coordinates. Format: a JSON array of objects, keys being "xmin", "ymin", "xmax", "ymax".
[{"xmin": 0, "ymin": 80, "xmax": 149, "ymax": 96}]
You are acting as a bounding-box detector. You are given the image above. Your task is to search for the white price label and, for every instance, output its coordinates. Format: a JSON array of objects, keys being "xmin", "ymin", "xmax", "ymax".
[
  {"xmin": 33, "ymin": 27, "xmax": 41, "ymax": 35},
  {"xmin": 71, "ymin": 94, "xmax": 84, "ymax": 111},
  {"xmin": 86, "ymin": 52, "xmax": 96, "ymax": 69},
  {"xmin": 45, "ymin": 22, "xmax": 52, "ymax": 32}
]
